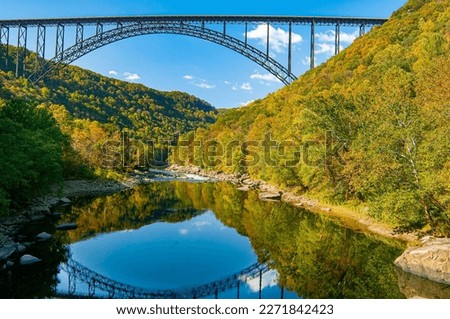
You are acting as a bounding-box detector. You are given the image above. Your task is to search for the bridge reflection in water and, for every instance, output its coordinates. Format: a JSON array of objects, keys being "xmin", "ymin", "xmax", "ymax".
[{"xmin": 56, "ymin": 256, "xmax": 284, "ymax": 299}]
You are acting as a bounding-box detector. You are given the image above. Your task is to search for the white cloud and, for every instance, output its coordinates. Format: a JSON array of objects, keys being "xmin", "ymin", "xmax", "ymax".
[
  {"xmin": 301, "ymin": 56, "xmax": 311, "ymax": 66},
  {"xmin": 195, "ymin": 82, "xmax": 216, "ymax": 89},
  {"xmin": 314, "ymin": 30, "xmax": 358, "ymax": 57},
  {"xmin": 315, "ymin": 30, "xmax": 357, "ymax": 44},
  {"xmin": 179, "ymin": 228, "xmax": 188, "ymax": 235},
  {"xmin": 108, "ymin": 70, "xmax": 118, "ymax": 76},
  {"xmin": 194, "ymin": 221, "xmax": 211, "ymax": 228},
  {"xmin": 246, "ymin": 24, "xmax": 302, "ymax": 53},
  {"xmin": 240, "ymin": 82, "xmax": 252, "ymax": 91},
  {"xmin": 232, "ymin": 85, "xmax": 238, "ymax": 91},
  {"xmin": 224, "ymin": 80, "xmax": 231, "ymax": 85},
  {"xmin": 315, "ymin": 43, "xmax": 334, "ymax": 55},
  {"xmin": 240, "ymin": 269, "xmax": 279, "ymax": 293},
  {"xmin": 240, "ymin": 99, "xmax": 255, "ymax": 107},
  {"xmin": 124, "ymin": 72, "xmax": 141, "ymax": 81},
  {"xmin": 315, "ymin": 31, "xmax": 335, "ymax": 43},
  {"xmin": 183, "ymin": 75, "xmax": 215, "ymax": 89},
  {"xmin": 340, "ymin": 31, "xmax": 358, "ymax": 44},
  {"xmin": 250, "ymin": 73, "xmax": 281, "ymax": 83}
]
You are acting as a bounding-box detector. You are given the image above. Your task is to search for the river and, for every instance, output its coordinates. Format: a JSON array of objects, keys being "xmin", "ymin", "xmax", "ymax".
[{"xmin": 1, "ymin": 180, "xmax": 447, "ymax": 298}]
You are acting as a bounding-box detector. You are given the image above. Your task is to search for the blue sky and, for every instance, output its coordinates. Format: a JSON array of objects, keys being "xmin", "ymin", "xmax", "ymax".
[{"xmin": 1, "ymin": 0, "xmax": 407, "ymax": 108}]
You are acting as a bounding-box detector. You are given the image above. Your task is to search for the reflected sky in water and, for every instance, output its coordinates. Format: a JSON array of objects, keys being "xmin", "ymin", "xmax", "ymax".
[
  {"xmin": 66, "ymin": 211, "xmax": 258, "ymax": 290},
  {"xmin": 52, "ymin": 181, "xmax": 427, "ymax": 299}
]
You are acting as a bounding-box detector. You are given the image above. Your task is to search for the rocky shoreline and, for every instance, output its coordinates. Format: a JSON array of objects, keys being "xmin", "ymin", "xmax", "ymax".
[
  {"xmin": 167, "ymin": 164, "xmax": 418, "ymax": 242},
  {"xmin": 0, "ymin": 169, "xmax": 179, "ymax": 268}
]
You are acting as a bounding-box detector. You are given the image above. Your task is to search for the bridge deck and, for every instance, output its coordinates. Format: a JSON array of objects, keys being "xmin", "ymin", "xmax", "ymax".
[{"xmin": 0, "ymin": 15, "xmax": 387, "ymax": 27}]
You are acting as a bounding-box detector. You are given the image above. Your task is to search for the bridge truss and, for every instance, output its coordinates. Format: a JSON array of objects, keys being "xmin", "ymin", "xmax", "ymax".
[{"xmin": 0, "ymin": 16, "xmax": 387, "ymax": 85}]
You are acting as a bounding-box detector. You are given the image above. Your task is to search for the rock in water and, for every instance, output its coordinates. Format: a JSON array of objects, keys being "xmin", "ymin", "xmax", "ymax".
[
  {"xmin": 258, "ymin": 192, "xmax": 282, "ymax": 201},
  {"xmin": 35, "ymin": 232, "xmax": 52, "ymax": 241},
  {"xmin": 394, "ymin": 236, "xmax": 450, "ymax": 285},
  {"xmin": 58, "ymin": 197, "xmax": 71, "ymax": 206},
  {"xmin": 55, "ymin": 223, "xmax": 78, "ymax": 231},
  {"xmin": 20, "ymin": 254, "xmax": 42, "ymax": 265},
  {"xmin": 16, "ymin": 244, "xmax": 26, "ymax": 253},
  {"xmin": 0, "ymin": 243, "xmax": 17, "ymax": 261},
  {"xmin": 237, "ymin": 186, "xmax": 250, "ymax": 192}
]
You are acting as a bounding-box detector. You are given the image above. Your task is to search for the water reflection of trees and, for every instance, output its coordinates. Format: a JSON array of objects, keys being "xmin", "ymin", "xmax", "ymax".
[
  {"xmin": 0, "ymin": 235, "xmax": 68, "ymax": 298},
  {"xmin": 66, "ymin": 181, "xmax": 406, "ymax": 298}
]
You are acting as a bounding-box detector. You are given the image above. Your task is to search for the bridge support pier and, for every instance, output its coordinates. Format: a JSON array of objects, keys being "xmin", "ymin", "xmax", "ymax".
[
  {"xmin": 0, "ymin": 25, "xmax": 9, "ymax": 70},
  {"xmin": 68, "ymin": 272, "xmax": 76, "ymax": 296},
  {"xmin": 258, "ymin": 269, "xmax": 263, "ymax": 299},
  {"xmin": 88, "ymin": 279, "xmax": 96, "ymax": 297},
  {"xmin": 35, "ymin": 24, "xmax": 46, "ymax": 72},
  {"xmin": 55, "ymin": 23, "xmax": 65, "ymax": 60},
  {"xmin": 15, "ymin": 24, "xmax": 27, "ymax": 77},
  {"xmin": 359, "ymin": 24, "xmax": 366, "ymax": 36},
  {"xmin": 266, "ymin": 22, "xmax": 270, "ymax": 59},
  {"xmin": 76, "ymin": 23, "xmax": 84, "ymax": 46},
  {"xmin": 288, "ymin": 22, "xmax": 292, "ymax": 74},
  {"xmin": 96, "ymin": 22, "xmax": 103, "ymax": 40},
  {"xmin": 244, "ymin": 22, "xmax": 248, "ymax": 47},
  {"xmin": 310, "ymin": 20, "xmax": 315, "ymax": 70},
  {"xmin": 335, "ymin": 23, "xmax": 340, "ymax": 55}
]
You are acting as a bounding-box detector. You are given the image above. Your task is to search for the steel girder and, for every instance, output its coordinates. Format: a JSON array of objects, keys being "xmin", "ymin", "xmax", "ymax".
[
  {"xmin": 0, "ymin": 25, "xmax": 9, "ymax": 69},
  {"xmin": 35, "ymin": 24, "xmax": 46, "ymax": 71},
  {"xmin": 30, "ymin": 21, "xmax": 297, "ymax": 85},
  {"xmin": 15, "ymin": 24, "xmax": 27, "ymax": 77}
]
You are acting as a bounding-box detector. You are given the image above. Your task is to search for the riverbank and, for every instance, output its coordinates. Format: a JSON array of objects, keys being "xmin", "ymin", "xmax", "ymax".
[
  {"xmin": 0, "ymin": 169, "xmax": 179, "ymax": 267},
  {"xmin": 167, "ymin": 164, "xmax": 418, "ymax": 244},
  {"xmin": 167, "ymin": 164, "xmax": 450, "ymax": 286}
]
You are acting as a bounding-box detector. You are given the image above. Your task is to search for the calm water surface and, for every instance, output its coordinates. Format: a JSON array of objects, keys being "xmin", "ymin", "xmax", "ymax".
[{"xmin": 3, "ymin": 181, "xmax": 446, "ymax": 298}]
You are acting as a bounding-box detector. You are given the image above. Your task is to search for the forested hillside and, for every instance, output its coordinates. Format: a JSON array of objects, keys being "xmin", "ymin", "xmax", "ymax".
[
  {"xmin": 0, "ymin": 48, "xmax": 216, "ymax": 215},
  {"xmin": 173, "ymin": 0, "xmax": 450, "ymax": 234}
]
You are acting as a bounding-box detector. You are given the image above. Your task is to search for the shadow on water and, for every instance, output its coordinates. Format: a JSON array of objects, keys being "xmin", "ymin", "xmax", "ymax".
[{"xmin": 1, "ymin": 181, "xmax": 447, "ymax": 298}]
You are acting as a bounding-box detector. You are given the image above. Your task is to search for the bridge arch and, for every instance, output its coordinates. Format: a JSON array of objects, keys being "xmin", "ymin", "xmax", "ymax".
[{"xmin": 30, "ymin": 22, "xmax": 296, "ymax": 85}]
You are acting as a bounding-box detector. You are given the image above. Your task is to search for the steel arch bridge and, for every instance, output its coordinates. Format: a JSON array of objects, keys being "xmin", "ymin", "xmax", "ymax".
[{"xmin": 0, "ymin": 16, "xmax": 387, "ymax": 85}]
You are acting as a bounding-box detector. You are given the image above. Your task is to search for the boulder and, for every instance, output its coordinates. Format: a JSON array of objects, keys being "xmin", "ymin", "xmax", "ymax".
[
  {"xmin": 35, "ymin": 232, "xmax": 52, "ymax": 241},
  {"xmin": 259, "ymin": 192, "xmax": 282, "ymax": 201},
  {"xmin": 20, "ymin": 254, "xmax": 42, "ymax": 266},
  {"xmin": 58, "ymin": 197, "xmax": 71, "ymax": 206},
  {"xmin": 237, "ymin": 186, "xmax": 250, "ymax": 192},
  {"xmin": 55, "ymin": 223, "xmax": 78, "ymax": 231},
  {"xmin": 16, "ymin": 244, "xmax": 26, "ymax": 253},
  {"xmin": 0, "ymin": 243, "xmax": 17, "ymax": 261},
  {"xmin": 28, "ymin": 211, "xmax": 47, "ymax": 221},
  {"xmin": 29, "ymin": 205, "xmax": 51, "ymax": 215},
  {"xmin": 394, "ymin": 236, "xmax": 450, "ymax": 285}
]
